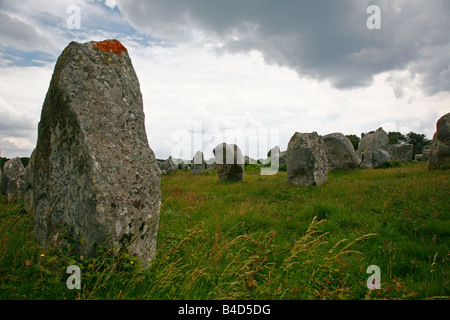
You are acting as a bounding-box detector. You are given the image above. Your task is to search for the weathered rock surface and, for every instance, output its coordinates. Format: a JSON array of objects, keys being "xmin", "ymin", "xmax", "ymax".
[
  {"xmin": 286, "ymin": 132, "xmax": 328, "ymax": 186},
  {"xmin": 213, "ymin": 143, "xmax": 245, "ymax": 181},
  {"xmin": 160, "ymin": 156, "xmax": 178, "ymax": 174},
  {"xmin": 26, "ymin": 40, "xmax": 161, "ymax": 269},
  {"xmin": 388, "ymin": 144, "xmax": 414, "ymax": 163},
  {"xmin": 1, "ymin": 157, "xmax": 26, "ymax": 202},
  {"xmin": 191, "ymin": 151, "xmax": 206, "ymax": 174},
  {"xmin": 357, "ymin": 128, "xmax": 391, "ymax": 169},
  {"xmin": 429, "ymin": 112, "xmax": 450, "ymax": 169},
  {"xmin": 323, "ymin": 133, "xmax": 360, "ymax": 171}
]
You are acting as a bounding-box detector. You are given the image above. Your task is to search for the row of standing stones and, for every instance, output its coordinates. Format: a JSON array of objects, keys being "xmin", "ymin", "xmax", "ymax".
[{"xmin": 1, "ymin": 39, "xmax": 449, "ymax": 269}]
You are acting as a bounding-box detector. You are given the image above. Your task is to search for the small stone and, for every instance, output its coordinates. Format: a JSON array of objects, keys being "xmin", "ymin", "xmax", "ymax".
[
  {"xmin": 1, "ymin": 157, "xmax": 26, "ymax": 202},
  {"xmin": 213, "ymin": 143, "xmax": 245, "ymax": 181},
  {"xmin": 191, "ymin": 151, "xmax": 206, "ymax": 174}
]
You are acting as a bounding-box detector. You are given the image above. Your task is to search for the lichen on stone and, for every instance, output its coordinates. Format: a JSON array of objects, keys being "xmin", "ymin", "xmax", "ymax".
[{"xmin": 93, "ymin": 39, "xmax": 128, "ymax": 55}]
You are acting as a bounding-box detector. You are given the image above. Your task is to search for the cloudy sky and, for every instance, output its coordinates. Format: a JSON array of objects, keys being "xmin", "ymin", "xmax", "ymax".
[{"xmin": 0, "ymin": 0, "xmax": 449, "ymax": 160}]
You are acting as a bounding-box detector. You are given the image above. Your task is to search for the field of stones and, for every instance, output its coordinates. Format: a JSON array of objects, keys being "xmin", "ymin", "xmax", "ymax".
[{"xmin": 0, "ymin": 40, "xmax": 448, "ymax": 300}]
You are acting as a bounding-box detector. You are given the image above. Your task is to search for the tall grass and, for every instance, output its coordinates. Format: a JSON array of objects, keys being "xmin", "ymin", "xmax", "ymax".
[{"xmin": 0, "ymin": 162, "xmax": 448, "ymax": 300}]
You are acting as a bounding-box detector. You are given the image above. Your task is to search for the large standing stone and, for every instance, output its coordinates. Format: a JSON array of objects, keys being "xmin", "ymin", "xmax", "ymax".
[
  {"xmin": 191, "ymin": 151, "xmax": 206, "ymax": 174},
  {"xmin": 213, "ymin": 143, "xmax": 245, "ymax": 181},
  {"xmin": 26, "ymin": 40, "xmax": 161, "ymax": 269},
  {"xmin": 429, "ymin": 112, "xmax": 450, "ymax": 170},
  {"xmin": 286, "ymin": 132, "xmax": 328, "ymax": 186},
  {"xmin": 323, "ymin": 132, "xmax": 361, "ymax": 171},
  {"xmin": 388, "ymin": 144, "xmax": 414, "ymax": 163},
  {"xmin": 357, "ymin": 128, "xmax": 391, "ymax": 169},
  {"xmin": 1, "ymin": 157, "xmax": 26, "ymax": 202}
]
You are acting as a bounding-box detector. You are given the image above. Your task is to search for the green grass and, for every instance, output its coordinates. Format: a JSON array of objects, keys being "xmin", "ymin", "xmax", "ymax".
[{"xmin": 0, "ymin": 162, "xmax": 448, "ymax": 300}]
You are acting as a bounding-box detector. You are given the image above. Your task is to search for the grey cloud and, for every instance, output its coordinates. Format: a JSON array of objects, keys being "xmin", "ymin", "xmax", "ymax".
[
  {"xmin": 117, "ymin": 0, "xmax": 450, "ymax": 95},
  {"xmin": 0, "ymin": 12, "xmax": 51, "ymax": 52}
]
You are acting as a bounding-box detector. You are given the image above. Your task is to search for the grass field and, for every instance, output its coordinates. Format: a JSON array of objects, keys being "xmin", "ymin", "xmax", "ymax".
[{"xmin": 0, "ymin": 162, "xmax": 448, "ymax": 300}]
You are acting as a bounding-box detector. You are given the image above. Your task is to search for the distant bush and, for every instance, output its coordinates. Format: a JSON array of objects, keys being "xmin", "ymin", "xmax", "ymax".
[
  {"xmin": 257, "ymin": 162, "xmax": 287, "ymax": 172},
  {"xmin": 20, "ymin": 158, "xmax": 29, "ymax": 168},
  {"xmin": 244, "ymin": 163, "xmax": 263, "ymax": 174},
  {"xmin": 378, "ymin": 161, "xmax": 402, "ymax": 169},
  {"xmin": 346, "ymin": 134, "xmax": 360, "ymax": 151}
]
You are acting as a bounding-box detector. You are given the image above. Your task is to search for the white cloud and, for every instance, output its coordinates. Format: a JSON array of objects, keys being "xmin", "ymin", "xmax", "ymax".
[
  {"xmin": 1, "ymin": 137, "xmax": 33, "ymax": 150},
  {"xmin": 105, "ymin": 0, "xmax": 118, "ymax": 9}
]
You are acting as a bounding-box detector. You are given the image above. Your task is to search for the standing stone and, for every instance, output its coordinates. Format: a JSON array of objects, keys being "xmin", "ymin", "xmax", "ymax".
[
  {"xmin": 244, "ymin": 156, "xmax": 258, "ymax": 165},
  {"xmin": 323, "ymin": 133, "xmax": 361, "ymax": 171},
  {"xmin": 429, "ymin": 112, "xmax": 450, "ymax": 170},
  {"xmin": 26, "ymin": 40, "xmax": 161, "ymax": 269},
  {"xmin": 191, "ymin": 151, "xmax": 206, "ymax": 174},
  {"xmin": 279, "ymin": 151, "xmax": 287, "ymax": 166},
  {"xmin": 160, "ymin": 156, "xmax": 178, "ymax": 174},
  {"xmin": 213, "ymin": 143, "xmax": 245, "ymax": 181},
  {"xmin": 179, "ymin": 160, "xmax": 190, "ymax": 171},
  {"xmin": 205, "ymin": 158, "xmax": 216, "ymax": 170},
  {"xmin": 267, "ymin": 146, "xmax": 286, "ymax": 167},
  {"xmin": 286, "ymin": 132, "xmax": 328, "ymax": 186},
  {"xmin": 422, "ymin": 145, "xmax": 432, "ymax": 161},
  {"xmin": 1, "ymin": 157, "xmax": 26, "ymax": 202},
  {"xmin": 357, "ymin": 128, "xmax": 391, "ymax": 169},
  {"xmin": 388, "ymin": 144, "xmax": 414, "ymax": 163}
]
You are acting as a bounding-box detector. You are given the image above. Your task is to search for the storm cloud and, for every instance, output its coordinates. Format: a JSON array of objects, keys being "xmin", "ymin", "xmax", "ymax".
[{"xmin": 117, "ymin": 0, "xmax": 450, "ymax": 95}]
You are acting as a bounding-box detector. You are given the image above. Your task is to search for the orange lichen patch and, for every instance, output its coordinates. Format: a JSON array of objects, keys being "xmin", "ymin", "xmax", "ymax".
[{"xmin": 93, "ymin": 39, "xmax": 128, "ymax": 55}]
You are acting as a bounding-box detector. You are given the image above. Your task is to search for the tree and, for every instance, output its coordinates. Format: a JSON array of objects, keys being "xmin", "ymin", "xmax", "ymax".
[
  {"xmin": 0, "ymin": 157, "xmax": 8, "ymax": 173},
  {"xmin": 406, "ymin": 132, "xmax": 430, "ymax": 155},
  {"xmin": 388, "ymin": 131, "xmax": 407, "ymax": 145},
  {"xmin": 346, "ymin": 134, "xmax": 360, "ymax": 151}
]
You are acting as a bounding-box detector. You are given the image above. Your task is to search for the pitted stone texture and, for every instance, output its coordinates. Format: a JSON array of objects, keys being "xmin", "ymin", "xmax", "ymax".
[
  {"xmin": 26, "ymin": 40, "xmax": 161, "ymax": 269},
  {"xmin": 286, "ymin": 132, "xmax": 328, "ymax": 186}
]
